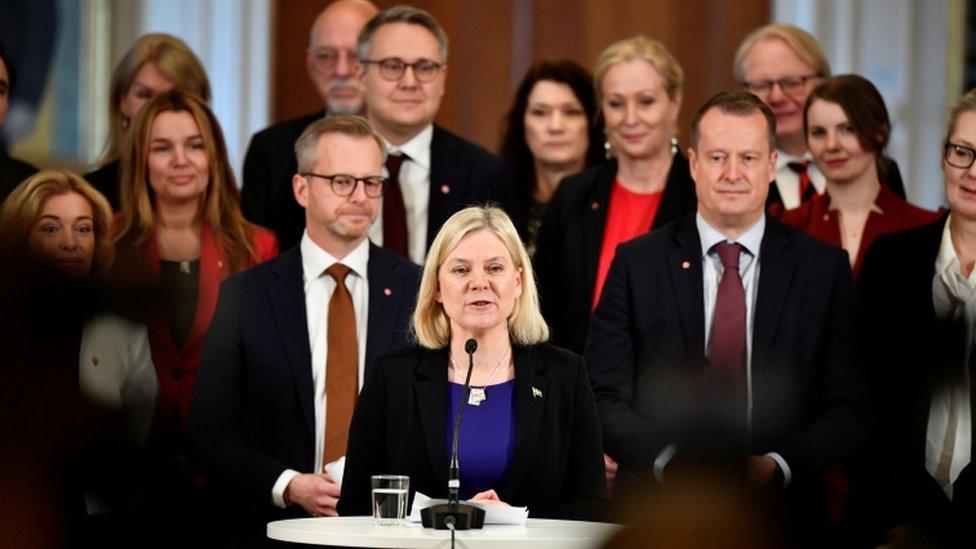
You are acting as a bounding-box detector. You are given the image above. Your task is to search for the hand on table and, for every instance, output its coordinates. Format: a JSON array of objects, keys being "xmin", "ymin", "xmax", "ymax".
[
  {"xmin": 469, "ymin": 489, "xmax": 509, "ymax": 506},
  {"xmin": 285, "ymin": 471, "xmax": 342, "ymax": 516}
]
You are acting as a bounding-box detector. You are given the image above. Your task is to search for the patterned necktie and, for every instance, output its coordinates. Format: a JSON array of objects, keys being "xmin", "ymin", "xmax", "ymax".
[
  {"xmin": 787, "ymin": 160, "xmax": 816, "ymax": 204},
  {"xmin": 323, "ymin": 263, "xmax": 358, "ymax": 464},
  {"xmin": 709, "ymin": 242, "xmax": 746, "ymax": 378},
  {"xmin": 383, "ymin": 153, "xmax": 410, "ymax": 258}
]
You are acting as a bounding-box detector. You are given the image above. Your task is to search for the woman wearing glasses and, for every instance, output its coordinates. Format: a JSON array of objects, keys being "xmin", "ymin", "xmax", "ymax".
[
  {"xmin": 735, "ymin": 24, "xmax": 906, "ymax": 213},
  {"xmin": 857, "ymin": 90, "xmax": 976, "ymax": 546},
  {"xmin": 111, "ymin": 89, "xmax": 277, "ymax": 542},
  {"xmin": 781, "ymin": 75, "xmax": 940, "ymax": 276}
]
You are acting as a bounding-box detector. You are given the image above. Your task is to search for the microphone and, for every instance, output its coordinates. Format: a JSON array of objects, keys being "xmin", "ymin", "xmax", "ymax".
[{"xmin": 421, "ymin": 338, "xmax": 486, "ymax": 530}]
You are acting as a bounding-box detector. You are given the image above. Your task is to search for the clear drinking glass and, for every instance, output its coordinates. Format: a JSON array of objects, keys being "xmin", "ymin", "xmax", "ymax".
[{"xmin": 371, "ymin": 475, "xmax": 410, "ymax": 525}]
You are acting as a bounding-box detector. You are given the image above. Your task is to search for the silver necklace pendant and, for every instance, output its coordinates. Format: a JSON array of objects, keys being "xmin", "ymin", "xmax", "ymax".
[{"xmin": 468, "ymin": 387, "xmax": 486, "ymax": 406}]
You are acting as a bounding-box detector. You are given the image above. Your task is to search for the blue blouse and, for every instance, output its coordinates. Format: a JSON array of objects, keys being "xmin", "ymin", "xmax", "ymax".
[{"xmin": 446, "ymin": 379, "xmax": 517, "ymax": 499}]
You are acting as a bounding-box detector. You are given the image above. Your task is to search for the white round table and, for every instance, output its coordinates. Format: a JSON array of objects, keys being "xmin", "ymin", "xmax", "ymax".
[{"xmin": 267, "ymin": 516, "xmax": 622, "ymax": 548}]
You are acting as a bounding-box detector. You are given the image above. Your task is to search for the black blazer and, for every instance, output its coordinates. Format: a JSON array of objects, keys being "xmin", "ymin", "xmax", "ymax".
[
  {"xmin": 241, "ymin": 111, "xmax": 325, "ymax": 250},
  {"xmin": 858, "ymin": 213, "xmax": 975, "ymax": 537},
  {"xmin": 187, "ymin": 243, "xmax": 420, "ymax": 531},
  {"xmin": 534, "ymin": 154, "xmax": 697, "ymax": 354},
  {"xmin": 241, "ymin": 120, "xmax": 522, "ymax": 253},
  {"xmin": 337, "ymin": 344, "xmax": 608, "ymax": 521},
  {"xmin": 585, "ymin": 215, "xmax": 868, "ymax": 511},
  {"xmin": 0, "ymin": 150, "xmax": 37, "ymax": 205}
]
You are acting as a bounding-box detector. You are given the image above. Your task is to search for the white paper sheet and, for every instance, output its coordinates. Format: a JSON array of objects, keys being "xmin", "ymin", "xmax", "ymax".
[{"xmin": 408, "ymin": 492, "xmax": 529, "ymax": 525}]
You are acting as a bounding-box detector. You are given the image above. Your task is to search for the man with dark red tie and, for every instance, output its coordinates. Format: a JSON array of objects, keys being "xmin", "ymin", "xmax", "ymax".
[
  {"xmin": 189, "ymin": 116, "xmax": 420, "ymax": 546},
  {"xmin": 357, "ymin": 5, "xmax": 520, "ymax": 263},
  {"xmin": 585, "ymin": 91, "xmax": 868, "ymax": 539}
]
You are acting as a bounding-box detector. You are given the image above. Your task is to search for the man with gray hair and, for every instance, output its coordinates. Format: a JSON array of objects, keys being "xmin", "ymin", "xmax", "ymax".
[
  {"xmin": 242, "ymin": 0, "xmax": 379, "ymax": 251},
  {"xmin": 357, "ymin": 4, "xmax": 520, "ymax": 264},
  {"xmin": 191, "ymin": 115, "xmax": 420, "ymax": 544}
]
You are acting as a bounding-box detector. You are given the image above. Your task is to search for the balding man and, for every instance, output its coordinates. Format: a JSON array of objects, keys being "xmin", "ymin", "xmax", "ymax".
[{"xmin": 242, "ymin": 0, "xmax": 378, "ymax": 250}]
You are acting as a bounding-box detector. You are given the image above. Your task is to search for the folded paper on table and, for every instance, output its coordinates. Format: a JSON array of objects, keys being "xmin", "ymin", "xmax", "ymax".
[{"xmin": 408, "ymin": 492, "xmax": 529, "ymax": 525}]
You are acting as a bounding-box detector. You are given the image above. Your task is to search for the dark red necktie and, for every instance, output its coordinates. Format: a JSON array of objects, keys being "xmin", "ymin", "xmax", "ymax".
[
  {"xmin": 787, "ymin": 161, "xmax": 815, "ymax": 204},
  {"xmin": 383, "ymin": 153, "xmax": 410, "ymax": 257},
  {"xmin": 709, "ymin": 242, "xmax": 746, "ymax": 378}
]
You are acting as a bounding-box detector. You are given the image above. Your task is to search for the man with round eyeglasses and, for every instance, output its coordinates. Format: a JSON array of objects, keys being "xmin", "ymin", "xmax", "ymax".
[
  {"xmin": 241, "ymin": 0, "xmax": 379, "ymax": 251},
  {"xmin": 734, "ymin": 24, "xmax": 907, "ymax": 214},
  {"xmin": 357, "ymin": 5, "xmax": 520, "ymax": 264},
  {"xmin": 190, "ymin": 116, "xmax": 421, "ymax": 544}
]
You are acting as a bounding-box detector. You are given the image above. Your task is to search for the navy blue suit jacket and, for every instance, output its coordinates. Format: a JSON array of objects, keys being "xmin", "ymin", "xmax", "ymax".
[{"xmin": 188, "ymin": 243, "xmax": 420, "ymax": 528}]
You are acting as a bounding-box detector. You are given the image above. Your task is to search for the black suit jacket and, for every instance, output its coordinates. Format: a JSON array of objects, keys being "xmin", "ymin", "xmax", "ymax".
[
  {"xmin": 534, "ymin": 154, "xmax": 698, "ymax": 354},
  {"xmin": 0, "ymin": 149, "xmax": 38, "ymax": 205},
  {"xmin": 336, "ymin": 344, "xmax": 608, "ymax": 521},
  {"xmin": 424, "ymin": 125, "xmax": 523, "ymax": 248},
  {"xmin": 585, "ymin": 215, "xmax": 868, "ymax": 512},
  {"xmin": 84, "ymin": 159, "xmax": 121, "ymax": 211},
  {"xmin": 858, "ymin": 214, "xmax": 975, "ymax": 539},
  {"xmin": 241, "ymin": 111, "xmax": 325, "ymax": 250},
  {"xmin": 188, "ymin": 243, "xmax": 420, "ymax": 537}
]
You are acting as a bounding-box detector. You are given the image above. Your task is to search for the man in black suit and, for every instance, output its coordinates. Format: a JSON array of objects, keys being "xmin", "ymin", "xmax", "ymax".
[
  {"xmin": 189, "ymin": 115, "xmax": 420, "ymax": 545},
  {"xmin": 241, "ymin": 0, "xmax": 378, "ymax": 250},
  {"xmin": 585, "ymin": 91, "xmax": 868, "ymax": 535},
  {"xmin": 356, "ymin": 5, "xmax": 520, "ymax": 264}
]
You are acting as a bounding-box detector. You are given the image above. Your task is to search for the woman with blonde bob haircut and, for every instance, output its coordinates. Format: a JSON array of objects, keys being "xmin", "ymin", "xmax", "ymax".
[
  {"xmin": 87, "ymin": 33, "xmax": 211, "ymax": 210},
  {"xmin": 340, "ymin": 206, "xmax": 607, "ymax": 521},
  {"xmin": 413, "ymin": 206, "xmax": 548, "ymax": 348}
]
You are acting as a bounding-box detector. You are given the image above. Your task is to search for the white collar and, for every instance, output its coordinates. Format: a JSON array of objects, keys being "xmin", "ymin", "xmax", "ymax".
[
  {"xmin": 776, "ymin": 148, "xmax": 814, "ymax": 171},
  {"xmin": 382, "ymin": 124, "xmax": 433, "ymax": 169},
  {"xmin": 696, "ymin": 212, "xmax": 766, "ymax": 259},
  {"xmin": 300, "ymin": 232, "xmax": 370, "ymax": 282}
]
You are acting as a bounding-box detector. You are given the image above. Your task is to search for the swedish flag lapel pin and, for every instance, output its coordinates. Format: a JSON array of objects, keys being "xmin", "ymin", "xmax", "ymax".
[{"xmin": 532, "ymin": 387, "xmax": 543, "ymax": 398}]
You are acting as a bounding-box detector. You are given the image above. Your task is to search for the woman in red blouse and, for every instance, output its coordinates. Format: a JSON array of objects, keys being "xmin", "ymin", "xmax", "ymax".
[
  {"xmin": 782, "ymin": 74, "xmax": 940, "ymax": 276},
  {"xmin": 111, "ymin": 89, "xmax": 277, "ymax": 542}
]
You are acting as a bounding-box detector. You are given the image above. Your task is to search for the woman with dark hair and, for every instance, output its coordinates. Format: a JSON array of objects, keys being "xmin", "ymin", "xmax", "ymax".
[
  {"xmin": 85, "ymin": 34, "xmax": 211, "ymax": 210},
  {"xmin": 0, "ymin": 44, "xmax": 39, "ymax": 204},
  {"xmin": 111, "ymin": 89, "xmax": 276, "ymax": 542},
  {"xmin": 782, "ymin": 74, "xmax": 940, "ymax": 276},
  {"xmin": 499, "ymin": 60, "xmax": 603, "ymax": 254}
]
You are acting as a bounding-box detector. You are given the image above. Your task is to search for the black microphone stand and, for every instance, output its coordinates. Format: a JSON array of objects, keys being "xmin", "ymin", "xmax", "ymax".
[{"xmin": 421, "ymin": 338, "xmax": 487, "ymax": 531}]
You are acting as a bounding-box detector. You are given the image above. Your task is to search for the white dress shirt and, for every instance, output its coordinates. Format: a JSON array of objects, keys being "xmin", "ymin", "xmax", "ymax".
[
  {"xmin": 656, "ymin": 214, "xmax": 791, "ymax": 486},
  {"xmin": 774, "ymin": 149, "xmax": 825, "ymax": 210},
  {"xmin": 928, "ymin": 215, "xmax": 973, "ymax": 500},
  {"xmin": 369, "ymin": 124, "xmax": 434, "ymax": 264},
  {"xmin": 271, "ymin": 233, "xmax": 371, "ymax": 507}
]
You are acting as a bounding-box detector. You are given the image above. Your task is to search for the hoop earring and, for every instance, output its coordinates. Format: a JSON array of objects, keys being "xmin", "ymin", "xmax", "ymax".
[{"xmin": 670, "ymin": 137, "xmax": 679, "ymax": 156}]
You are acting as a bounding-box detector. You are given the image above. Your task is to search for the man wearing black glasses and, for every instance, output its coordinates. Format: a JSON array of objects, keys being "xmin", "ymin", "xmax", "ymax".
[
  {"xmin": 190, "ymin": 115, "xmax": 421, "ymax": 545},
  {"xmin": 734, "ymin": 24, "xmax": 906, "ymax": 214},
  {"xmin": 241, "ymin": 0, "xmax": 379, "ymax": 251},
  {"xmin": 357, "ymin": 5, "xmax": 520, "ymax": 264}
]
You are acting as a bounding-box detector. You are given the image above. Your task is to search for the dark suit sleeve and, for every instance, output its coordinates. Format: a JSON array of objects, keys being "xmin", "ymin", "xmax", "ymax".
[
  {"xmin": 533, "ymin": 186, "xmax": 563, "ymax": 331},
  {"xmin": 337, "ymin": 354, "xmax": 389, "ymax": 516},
  {"xmin": 241, "ymin": 132, "xmax": 273, "ymax": 227},
  {"xmin": 188, "ymin": 277, "xmax": 290, "ymax": 506},
  {"xmin": 547, "ymin": 354, "xmax": 608, "ymax": 521},
  {"xmin": 772, "ymin": 254, "xmax": 870, "ymax": 475},
  {"xmin": 480, "ymin": 154, "xmax": 525, "ymax": 237},
  {"xmin": 586, "ymin": 246, "xmax": 670, "ymax": 471}
]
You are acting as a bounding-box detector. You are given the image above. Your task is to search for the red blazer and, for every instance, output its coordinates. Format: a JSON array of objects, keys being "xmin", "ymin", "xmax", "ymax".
[
  {"xmin": 781, "ymin": 185, "xmax": 942, "ymax": 276},
  {"xmin": 117, "ymin": 223, "xmax": 278, "ymax": 433}
]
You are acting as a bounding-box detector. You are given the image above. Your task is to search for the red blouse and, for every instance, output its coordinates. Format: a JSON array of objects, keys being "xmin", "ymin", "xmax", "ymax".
[
  {"xmin": 592, "ymin": 180, "xmax": 663, "ymax": 309},
  {"xmin": 781, "ymin": 184, "xmax": 942, "ymax": 276}
]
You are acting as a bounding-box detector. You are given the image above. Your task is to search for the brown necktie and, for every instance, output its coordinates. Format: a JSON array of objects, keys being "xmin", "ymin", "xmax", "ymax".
[
  {"xmin": 709, "ymin": 242, "xmax": 746, "ymax": 378},
  {"xmin": 787, "ymin": 161, "xmax": 816, "ymax": 204},
  {"xmin": 323, "ymin": 263, "xmax": 358, "ymax": 464},
  {"xmin": 383, "ymin": 153, "xmax": 410, "ymax": 258}
]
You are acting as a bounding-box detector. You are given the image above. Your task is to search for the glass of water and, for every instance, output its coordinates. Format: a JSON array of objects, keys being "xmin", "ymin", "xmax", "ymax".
[{"xmin": 371, "ymin": 475, "xmax": 410, "ymax": 525}]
